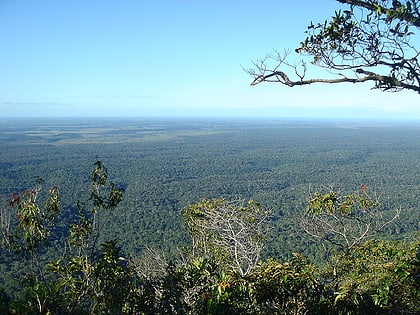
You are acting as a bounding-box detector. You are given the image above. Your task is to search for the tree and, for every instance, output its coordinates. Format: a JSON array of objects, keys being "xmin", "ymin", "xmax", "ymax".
[
  {"xmin": 181, "ymin": 198, "xmax": 271, "ymax": 276},
  {"xmin": 301, "ymin": 184, "xmax": 400, "ymax": 255},
  {"xmin": 247, "ymin": 0, "xmax": 420, "ymax": 93},
  {"xmin": 0, "ymin": 178, "xmax": 60, "ymax": 313},
  {"xmin": 0, "ymin": 160, "xmax": 129, "ymax": 314},
  {"xmin": 299, "ymin": 185, "xmax": 420, "ymax": 314},
  {"xmin": 48, "ymin": 160, "xmax": 127, "ymax": 314},
  {"xmin": 1, "ymin": 161, "xmax": 419, "ymax": 314}
]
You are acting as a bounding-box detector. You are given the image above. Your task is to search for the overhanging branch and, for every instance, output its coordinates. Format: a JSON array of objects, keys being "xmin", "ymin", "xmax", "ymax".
[
  {"xmin": 336, "ymin": 0, "xmax": 420, "ymax": 27},
  {"xmin": 250, "ymin": 69, "xmax": 420, "ymax": 93},
  {"xmin": 248, "ymin": 1, "xmax": 420, "ymax": 94}
]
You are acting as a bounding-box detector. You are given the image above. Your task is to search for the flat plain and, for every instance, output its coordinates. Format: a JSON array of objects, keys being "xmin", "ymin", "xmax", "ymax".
[{"xmin": 0, "ymin": 118, "xmax": 419, "ymax": 260}]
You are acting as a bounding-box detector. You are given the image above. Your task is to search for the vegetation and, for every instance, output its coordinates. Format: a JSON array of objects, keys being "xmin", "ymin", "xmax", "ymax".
[
  {"xmin": 0, "ymin": 119, "xmax": 418, "ymax": 313},
  {"xmin": 302, "ymin": 184, "xmax": 401, "ymax": 254},
  {"xmin": 0, "ymin": 157, "xmax": 418, "ymax": 314},
  {"xmin": 1, "ymin": 1, "xmax": 419, "ymax": 312},
  {"xmin": 1, "ymin": 119, "xmax": 418, "ymax": 261},
  {"xmin": 182, "ymin": 197, "xmax": 271, "ymax": 276},
  {"xmin": 248, "ymin": 0, "xmax": 420, "ymax": 93}
]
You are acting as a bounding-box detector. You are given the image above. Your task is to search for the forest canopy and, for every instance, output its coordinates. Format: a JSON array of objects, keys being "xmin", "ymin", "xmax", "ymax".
[{"xmin": 0, "ymin": 119, "xmax": 419, "ymax": 314}]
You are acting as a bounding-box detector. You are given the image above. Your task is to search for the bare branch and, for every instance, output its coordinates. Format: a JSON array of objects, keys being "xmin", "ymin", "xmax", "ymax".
[{"xmin": 182, "ymin": 198, "xmax": 271, "ymax": 276}]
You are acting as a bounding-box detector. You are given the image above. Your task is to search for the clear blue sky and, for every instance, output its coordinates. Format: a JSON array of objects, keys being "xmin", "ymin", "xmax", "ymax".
[{"xmin": 0, "ymin": 0, "xmax": 419, "ymax": 120}]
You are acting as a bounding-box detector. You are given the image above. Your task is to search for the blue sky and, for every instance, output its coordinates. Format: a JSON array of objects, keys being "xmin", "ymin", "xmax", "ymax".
[{"xmin": 0, "ymin": 0, "xmax": 419, "ymax": 120}]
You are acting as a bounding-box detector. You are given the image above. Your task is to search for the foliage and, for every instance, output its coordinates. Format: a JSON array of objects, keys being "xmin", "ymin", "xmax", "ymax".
[
  {"xmin": 182, "ymin": 197, "xmax": 271, "ymax": 276},
  {"xmin": 245, "ymin": 254, "xmax": 322, "ymax": 314},
  {"xmin": 0, "ymin": 160, "xmax": 127, "ymax": 314},
  {"xmin": 48, "ymin": 160, "xmax": 125, "ymax": 314},
  {"xmin": 302, "ymin": 184, "xmax": 400, "ymax": 254},
  {"xmin": 248, "ymin": 0, "xmax": 420, "ymax": 93},
  {"xmin": 1, "ymin": 178, "xmax": 60, "ymax": 254},
  {"xmin": 325, "ymin": 238, "xmax": 420, "ymax": 314},
  {"xmin": 1, "ymin": 119, "xmax": 418, "ymax": 262},
  {"xmin": 0, "ymin": 160, "xmax": 419, "ymax": 314},
  {"xmin": 0, "ymin": 177, "xmax": 61, "ymax": 313},
  {"xmin": 127, "ymin": 242, "xmax": 420, "ymax": 314}
]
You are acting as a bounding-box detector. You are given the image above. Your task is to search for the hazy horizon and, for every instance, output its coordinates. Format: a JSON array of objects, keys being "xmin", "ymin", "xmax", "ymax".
[{"xmin": 0, "ymin": 1, "xmax": 419, "ymax": 120}]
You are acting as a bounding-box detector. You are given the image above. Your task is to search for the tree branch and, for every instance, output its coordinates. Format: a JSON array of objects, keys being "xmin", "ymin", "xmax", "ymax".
[
  {"xmin": 250, "ymin": 69, "xmax": 420, "ymax": 93},
  {"xmin": 336, "ymin": 0, "xmax": 420, "ymax": 27},
  {"xmin": 248, "ymin": 1, "xmax": 420, "ymax": 94}
]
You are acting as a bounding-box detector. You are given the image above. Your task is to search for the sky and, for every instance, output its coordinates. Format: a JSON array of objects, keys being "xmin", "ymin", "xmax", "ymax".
[{"xmin": 0, "ymin": 0, "xmax": 419, "ymax": 120}]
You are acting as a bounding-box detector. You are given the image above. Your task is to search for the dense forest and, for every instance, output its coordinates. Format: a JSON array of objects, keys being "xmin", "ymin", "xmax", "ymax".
[{"xmin": 0, "ymin": 118, "xmax": 419, "ymax": 314}]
